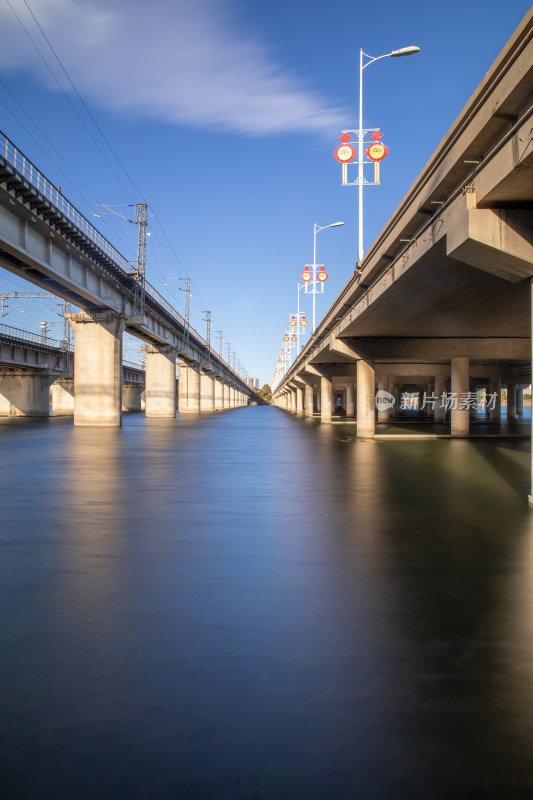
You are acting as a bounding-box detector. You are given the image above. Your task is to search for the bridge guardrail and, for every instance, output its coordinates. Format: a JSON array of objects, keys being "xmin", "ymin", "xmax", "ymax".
[
  {"xmin": 1, "ymin": 132, "xmax": 130, "ymax": 272},
  {"xmin": 0, "ymin": 322, "xmax": 69, "ymax": 350}
]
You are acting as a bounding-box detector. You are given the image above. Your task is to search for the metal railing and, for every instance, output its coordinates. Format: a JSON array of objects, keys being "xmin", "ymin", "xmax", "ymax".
[
  {"xmin": 0, "ymin": 327, "xmax": 146, "ymax": 374},
  {"xmin": 122, "ymin": 359, "xmax": 145, "ymax": 371},
  {"xmin": 1, "ymin": 131, "xmax": 129, "ymax": 271},
  {"xmin": 0, "ymin": 322, "xmax": 69, "ymax": 350}
]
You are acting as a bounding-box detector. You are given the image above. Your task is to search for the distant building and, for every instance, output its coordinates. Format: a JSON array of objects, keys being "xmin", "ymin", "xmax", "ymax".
[{"xmin": 245, "ymin": 377, "xmax": 259, "ymax": 390}]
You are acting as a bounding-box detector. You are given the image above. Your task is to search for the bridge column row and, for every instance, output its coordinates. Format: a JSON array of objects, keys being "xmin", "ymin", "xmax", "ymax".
[
  {"xmin": 0, "ymin": 312, "xmax": 247, "ymax": 424},
  {"xmin": 277, "ymin": 357, "xmax": 528, "ymax": 439}
]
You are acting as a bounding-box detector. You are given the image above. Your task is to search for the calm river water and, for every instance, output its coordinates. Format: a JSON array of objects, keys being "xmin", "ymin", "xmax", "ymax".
[{"xmin": 2, "ymin": 407, "xmax": 533, "ymax": 799}]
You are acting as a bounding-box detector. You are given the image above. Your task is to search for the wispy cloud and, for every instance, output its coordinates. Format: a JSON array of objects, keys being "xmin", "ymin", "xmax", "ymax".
[{"xmin": 0, "ymin": 0, "xmax": 345, "ymax": 136}]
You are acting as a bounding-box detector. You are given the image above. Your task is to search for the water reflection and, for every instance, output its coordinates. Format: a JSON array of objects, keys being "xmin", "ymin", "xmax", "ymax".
[{"xmin": 2, "ymin": 408, "xmax": 533, "ymax": 798}]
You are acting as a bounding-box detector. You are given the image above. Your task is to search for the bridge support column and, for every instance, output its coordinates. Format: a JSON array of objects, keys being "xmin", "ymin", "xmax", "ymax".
[
  {"xmin": 434, "ymin": 376, "xmax": 447, "ymax": 423},
  {"xmin": 390, "ymin": 380, "xmax": 399, "ymax": 418},
  {"xmin": 345, "ymin": 383, "xmax": 355, "ymax": 418},
  {"xmin": 305, "ymin": 384, "xmax": 314, "ymax": 417},
  {"xmin": 490, "ymin": 376, "xmax": 501, "ymax": 423},
  {"xmin": 222, "ymin": 383, "xmax": 230, "ymax": 409},
  {"xmin": 51, "ymin": 378, "xmax": 74, "ymax": 414},
  {"xmin": 200, "ymin": 371, "xmax": 215, "ymax": 412},
  {"xmin": 178, "ymin": 364, "xmax": 201, "ymax": 413},
  {"xmin": 517, "ymin": 385, "xmax": 524, "ymax": 416},
  {"xmin": 67, "ymin": 312, "xmax": 125, "ymax": 427},
  {"xmin": 451, "ymin": 357, "xmax": 469, "ymax": 437},
  {"xmin": 143, "ymin": 346, "xmax": 176, "ymax": 417},
  {"xmin": 357, "ymin": 359, "xmax": 375, "ymax": 438},
  {"xmin": 377, "ymin": 377, "xmax": 390, "ymax": 423},
  {"xmin": 320, "ymin": 376, "xmax": 333, "ymax": 423},
  {"xmin": 469, "ymin": 381, "xmax": 478, "ymax": 420},
  {"xmin": 214, "ymin": 379, "xmax": 224, "ymax": 411},
  {"xmin": 296, "ymin": 387, "xmax": 304, "ymax": 415},
  {"xmin": 506, "ymin": 383, "xmax": 517, "ymax": 420},
  {"xmin": 0, "ymin": 370, "xmax": 55, "ymax": 416},
  {"xmin": 122, "ymin": 384, "xmax": 144, "ymax": 412}
]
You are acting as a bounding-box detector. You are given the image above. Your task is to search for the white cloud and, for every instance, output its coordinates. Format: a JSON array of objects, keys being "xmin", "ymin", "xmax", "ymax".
[{"xmin": 0, "ymin": 0, "xmax": 345, "ymax": 136}]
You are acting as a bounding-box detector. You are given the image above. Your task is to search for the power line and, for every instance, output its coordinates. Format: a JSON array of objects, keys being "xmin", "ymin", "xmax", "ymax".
[
  {"xmin": 5, "ymin": 0, "xmax": 137, "ymax": 202},
  {"xmin": 22, "ymin": 0, "xmax": 145, "ymax": 200}
]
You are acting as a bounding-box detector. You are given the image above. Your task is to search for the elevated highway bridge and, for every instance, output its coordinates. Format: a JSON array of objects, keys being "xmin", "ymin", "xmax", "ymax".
[{"xmin": 273, "ymin": 10, "xmax": 533, "ymax": 449}]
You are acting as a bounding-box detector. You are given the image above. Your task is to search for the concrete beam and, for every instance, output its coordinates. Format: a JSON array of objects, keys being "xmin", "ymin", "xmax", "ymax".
[
  {"xmin": 340, "ymin": 337, "xmax": 530, "ymax": 361},
  {"xmin": 447, "ymin": 193, "xmax": 533, "ymax": 282}
]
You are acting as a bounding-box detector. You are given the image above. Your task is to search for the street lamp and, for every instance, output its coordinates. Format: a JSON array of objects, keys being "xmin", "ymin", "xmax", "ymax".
[
  {"xmin": 357, "ymin": 45, "xmax": 420, "ymax": 263},
  {"xmin": 308, "ymin": 221, "xmax": 344, "ymax": 333}
]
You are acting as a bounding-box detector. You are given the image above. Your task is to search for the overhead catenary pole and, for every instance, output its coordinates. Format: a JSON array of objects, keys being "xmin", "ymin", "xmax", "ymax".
[
  {"xmin": 179, "ymin": 278, "xmax": 191, "ymax": 343},
  {"xmin": 132, "ymin": 202, "xmax": 147, "ymax": 315},
  {"xmin": 203, "ymin": 310, "xmax": 211, "ymax": 349}
]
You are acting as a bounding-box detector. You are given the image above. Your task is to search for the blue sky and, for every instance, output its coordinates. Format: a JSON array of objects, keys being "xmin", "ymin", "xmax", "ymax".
[{"xmin": 0, "ymin": 0, "xmax": 530, "ymax": 385}]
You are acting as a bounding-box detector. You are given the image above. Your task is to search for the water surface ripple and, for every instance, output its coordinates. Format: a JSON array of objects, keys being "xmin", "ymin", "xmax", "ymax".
[{"xmin": 2, "ymin": 407, "xmax": 533, "ymax": 799}]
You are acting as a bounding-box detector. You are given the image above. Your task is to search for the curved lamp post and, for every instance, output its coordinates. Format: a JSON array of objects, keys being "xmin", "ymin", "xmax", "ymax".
[
  {"xmin": 357, "ymin": 46, "xmax": 420, "ymax": 263},
  {"xmin": 312, "ymin": 221, "xmax": 344, "ymax": 332}
]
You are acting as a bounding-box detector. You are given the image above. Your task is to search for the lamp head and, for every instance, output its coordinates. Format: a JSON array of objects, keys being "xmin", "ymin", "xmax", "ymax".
[
  {"xmin": 390, "ymin": 46, "xmax": 420, "ymax": 57},
  {"xmin": 329, "ymin": 221, "xmax": 345, "ymax": 227}
]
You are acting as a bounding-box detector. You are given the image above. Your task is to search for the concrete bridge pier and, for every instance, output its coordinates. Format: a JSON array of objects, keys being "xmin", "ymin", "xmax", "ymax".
[
  {"xmin": 434, "ymin": 376, "xmax": 447, "ymax": 423},
  {"xmin": 0, "ymin": 370, "xmax": 56, "ymax": 416},
  {"xmin": 451, "ymin": 357, "xmax": 469, "ymax": 437},
  {"xmin": 287, "ymin": 388, "xmax": 294, "ymax": 413},
  {"xmin": 67, "ymin": 312, "xmax": 125, "ymax": 427},
  {"xmin": 490, "ymin": 377, "xmax": 501, "ymax": 423},
  {"xmin": 143, "ymin": 346, "xmax": 177, "ymax": 417},
  {"xmin": 51, "ymin": 378, "xmax": 74, "ymax": 414},
  {"xmin": 214, "ymin": 378, "xmax": 224, "ymax": 411},
  {"xmin": 200, "ymin": 370, "xmax": 215, "ymax": 412},
  {"xmin": 345, "ymin": 383, "xmax": 355, "ymax": 418},
  {"xmin": 357, "ymin": 359, "xmax": 375, "ymax": 438},
  {"xmin": 320, "ymin": 376, "xmax": 333, "ymax": 423},
  {"xmin": 377, "ymin": 377, "xmax": 390, "ymax": 423},
  {"xmin": 122, "ymin": 383, "xmax": 144, "ymax": 412},
  {"xmin": 296, "ymin": 386, "xmax": 304, "ymax": 415},
  {"xmin": 223, "ymin": 382, "xmax": 230, "ymax": 409},
  {"xmin": 178, "ymin": 364, "xmax": 201, "ymax": 413},
  {"xmin": 304, "ymin": 384, "xmax": 314, "ymax": 417},
  {"xmin": 506, "ymin": 382, "xmax": 517, "ymax": 420},
  {"xmin": 516, "ymin": 385, "xmax": 524, "ymax": 416}
]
